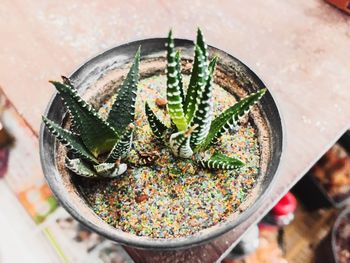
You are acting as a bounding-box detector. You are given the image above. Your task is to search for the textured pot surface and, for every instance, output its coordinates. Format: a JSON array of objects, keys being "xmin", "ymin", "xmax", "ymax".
[
  {"xmin": 40, "ymin": 38, "xmax": 283, "ymax": 250},
  {"xmin": 332, "ymin": 207, "xmax": 350, "ymax": 263}
]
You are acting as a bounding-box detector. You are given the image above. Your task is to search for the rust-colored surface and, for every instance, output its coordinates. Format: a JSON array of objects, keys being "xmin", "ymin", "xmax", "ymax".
[
  {"xmin": 326, "ymin": 0, "xmax": 350, "ymax": 14},
  {"xmin": 1, "ymin": 0, "xmax": 350, "ymax": 262}
]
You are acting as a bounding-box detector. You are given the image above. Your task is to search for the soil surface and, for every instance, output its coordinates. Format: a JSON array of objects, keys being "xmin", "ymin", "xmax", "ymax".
[{"xmin": 84, "ymin": 75, "xmax": 261, "ymax": 238}]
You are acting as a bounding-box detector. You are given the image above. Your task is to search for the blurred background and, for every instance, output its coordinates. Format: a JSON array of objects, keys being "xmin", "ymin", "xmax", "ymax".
[{"xmin": 0, "ymin": 0, "xmax": 349, "ymax": 262}]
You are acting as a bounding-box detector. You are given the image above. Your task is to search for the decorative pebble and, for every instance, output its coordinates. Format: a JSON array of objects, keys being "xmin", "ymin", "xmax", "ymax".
[
  {"xmin": 135, "ymin": 194, "xmax": 148, "ymax": 203},
  {"xmin": 155, "ymin": 97, "xmax": 167, "ymax": 108}
]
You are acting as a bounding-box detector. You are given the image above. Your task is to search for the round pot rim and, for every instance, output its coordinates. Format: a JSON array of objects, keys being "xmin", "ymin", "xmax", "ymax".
[
  {"xmin": 331, "ymin": 206, "xmax": 350, "ymax": 263},
  {"xmin": 39, "ymin": 37, "xmax": 284, "ymax": 250}
]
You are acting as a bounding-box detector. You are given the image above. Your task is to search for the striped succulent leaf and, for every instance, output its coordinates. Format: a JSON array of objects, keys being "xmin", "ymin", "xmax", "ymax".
[
  {"xmin": 65, "ymin": 158, "xmax": 98, "ymax": 178},
  {"xmin": 184, "ymin": 46, "xmax": 207, "ymax": 123},
  {"xmin": 175, "ymin": 50, "xmax": 185, "ymax": 104},
  {"xmin": 51, "ymin": 81, "xmax": 119, "ymax": 157},
  {"xmin": 94, "ymin": 162, "xmax": 115, "ymax": 175},
  {"xmin": 200, "ymin": 88, "xmax": 267, "ymax": 150},
  {"xmin": 184, "ymin": 29, "xmax": 208, "ymax": 120},
  {"xmin": 107, "ymin": 47, "xmax": 140, "ymax": 132},
  {"xmin": 109, "ymin": 163, "xmax": 128, "ymax": 178},
  {"xmin": 169, "ymin": 125, "xmax": 197, "ymax": 158},
  {"xmin": 106, "ymin": 124, "xmax": 134, "ymax": 162},
  {"xmin": 145, "ymin": 102, "xmax": 168, "ymax": 139},
  {"xmin": 51, "ymin": 80, "xmax": 102, "ymax": 123},
  {"xmin": 190, "ymin": 57, "xmax": 218, "ymax": 149},
  {"xmin": 94, "ymin": 162, "xmax": 127, "ymax": 178},
  {"xmin": 196, "ymin": 28, "xmax": 208, "ymax": 60},
  {"xmin": 166, "ymin": 30, "xmax": 188, "ymax": 132},
  {"xmin": 61, "ymin": 75, "xmax": 73, "ymax": 86},
  {"xmin": 198, "ymin": 152, "xmax": 244, "ymax": 170},
  {"xmin": 42, "ymin": 116, "xmax": 98, "ymax": 164},
  {"xmin": 66, "ymin": 157, "xmax": 127, "ymax": 179},
  {"xmin": 60, "ymin": 76, "xmax": 80, "ymax": 134}
]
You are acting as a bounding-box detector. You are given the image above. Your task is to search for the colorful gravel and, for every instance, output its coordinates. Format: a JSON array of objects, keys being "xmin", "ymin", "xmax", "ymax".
[{"xmin": 86, "ymin": 75, "xmax": 261, "ymax": 239}]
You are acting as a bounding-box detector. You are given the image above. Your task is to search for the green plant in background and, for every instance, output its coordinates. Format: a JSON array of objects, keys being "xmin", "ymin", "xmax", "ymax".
[
  {"xmin": 145, "ymin": 29, "xmax": 266, "ymax": 170},
  {"xmin": 42, "ymin": 48, "xmax": 140, "ymax": 178}
]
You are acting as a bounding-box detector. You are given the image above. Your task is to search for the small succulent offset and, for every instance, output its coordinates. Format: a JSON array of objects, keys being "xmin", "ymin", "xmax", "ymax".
[
  {"xmin": 42, "ymin": 48, "xmax": 141, "ymax": 178},
  {"xmin": 145, "ymin": 29, "xmax": 266, "ymax": 170}
]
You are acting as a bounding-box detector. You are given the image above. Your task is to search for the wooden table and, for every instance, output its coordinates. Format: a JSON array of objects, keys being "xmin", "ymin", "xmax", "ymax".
[{"xmin": 1, "ymin": 0, "xmax": 349, "ymax": 262}]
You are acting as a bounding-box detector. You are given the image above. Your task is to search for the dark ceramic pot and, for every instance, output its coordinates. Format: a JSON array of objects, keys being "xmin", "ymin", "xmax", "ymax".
[
  {"xmin": 40, "ymin": 38, "xmax": 284, "ymax": 250},
  {"xmin": 294, "ymin": 130, "xmax": 350, "ymax": 210},
  {"xmin": 315, "ymin": 207, "xmax": 350, "ymax": 263}
]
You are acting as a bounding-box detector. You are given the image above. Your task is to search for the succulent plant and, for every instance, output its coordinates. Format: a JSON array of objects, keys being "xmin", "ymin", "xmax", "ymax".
[
  {"xmin": 145, "ymin": 29, "xmax": 266, "ymax": 170},
  {"xmin": 42, "ymin": 48, "xmax": 141, "ymax": 178}
]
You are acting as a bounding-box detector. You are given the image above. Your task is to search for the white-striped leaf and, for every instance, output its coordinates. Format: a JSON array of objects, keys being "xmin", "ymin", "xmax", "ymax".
[
  {"xmin": 200, "ymin": 88, "xmax": 267, "ymax": 150},
  {"xmin": 65, "ymin": 158, "xmax": 98, "ymax": 177},
  {"xmin": 42, "ymin": 116, "xmax": 98, "ymax": 164},
  {"xmin": 145, "ymin": 102, "xmax": 168, "ymax": 139},
  {"xmin": 198, "ymin": 152, "xmax": 244, "ymax": 170},
  {"xmin": 166, "ymin": 30, "xmax": 188, "ymax": 131},
  {"xmin": 190, "ymin": 57, "xmax": 218, "ymax": 149},
  {"xmin": 107, "ymin": 48, "xmax": 140, "ymax": 133}
]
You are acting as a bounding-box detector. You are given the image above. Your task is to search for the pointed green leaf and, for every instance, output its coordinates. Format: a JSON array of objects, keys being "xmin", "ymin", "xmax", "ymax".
[
  {"xmin": 196, "ymin": 28, "xmax": 208, "ymax": 60},
  {"xmin": 94, "ymin": 162, "xmax": 115, "ymax": 175},
  {"xmin": 93, "ymin": 162, "xmax": 127, "ymax": 178},
  {"xmin": 184, "ymin": 46, "xmax": 207, "ymax": 123},
  {"xmin": 107, "ymin": 47, "xmax": 140, "ymax": 132},
  {"xmin": 175, "ymin": 50, "xmax": 185, "ymax": 104},
  {"xmin": 200, "ymin": 89, "xmax": 267, "ymax": 150},
  {"xmin": 169, "ymin": 125, "xmax": 197, "ymax": 158},
  {"xmin": 166, "ymin": 30, "xmax": 188, "ymax": 131},
  {"xmin": 145, "ymin": 102, "xmax": 168, "ymax": 139},
  {"xmin": 198, "ymin": 152, "xmax": 244, "ymax": 170},
  {"xmin": 50, "ymin": 81, "xmax": 119, "ymax": 157},
  {"xmin": 59, "ymin": 76, "xmax": 80, "ymax": 134},
  {"xmin": 65, "ymin": 158, "xmax": 98, "ymax": 177},
  {"xmin": 110, "ymin": 163, "xmax": 128, "ymax": 178},
  {"xmin": 184, "ymin": 28, "xmax": 209, "ymax": 121},
  {"xmin": 106, "ymin": 124, "xmax": 134, "ymax": 162},
  {"xmin": 61, "ymin": 75, "xmax": 72, "ymax": 86},
  {"xmin": 208, "ymin": 56, "xmax": 218, "ymax": 72},
  {"xmin": 190, "ymin": 57, "xmax": 218, "ymax": 149},
  {"xmin": 42, "ymin": 116, "xmax": 98, "ymax": 164}
]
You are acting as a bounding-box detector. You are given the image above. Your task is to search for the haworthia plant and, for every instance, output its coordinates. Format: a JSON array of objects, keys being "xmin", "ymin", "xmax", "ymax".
[
  {"xmin": 145, "ymin": 29, "xmax": 267, "ymax": 171},
  {"xmin": 42, "ymin": 49, "xmax": 141, "ymax": 178}
]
